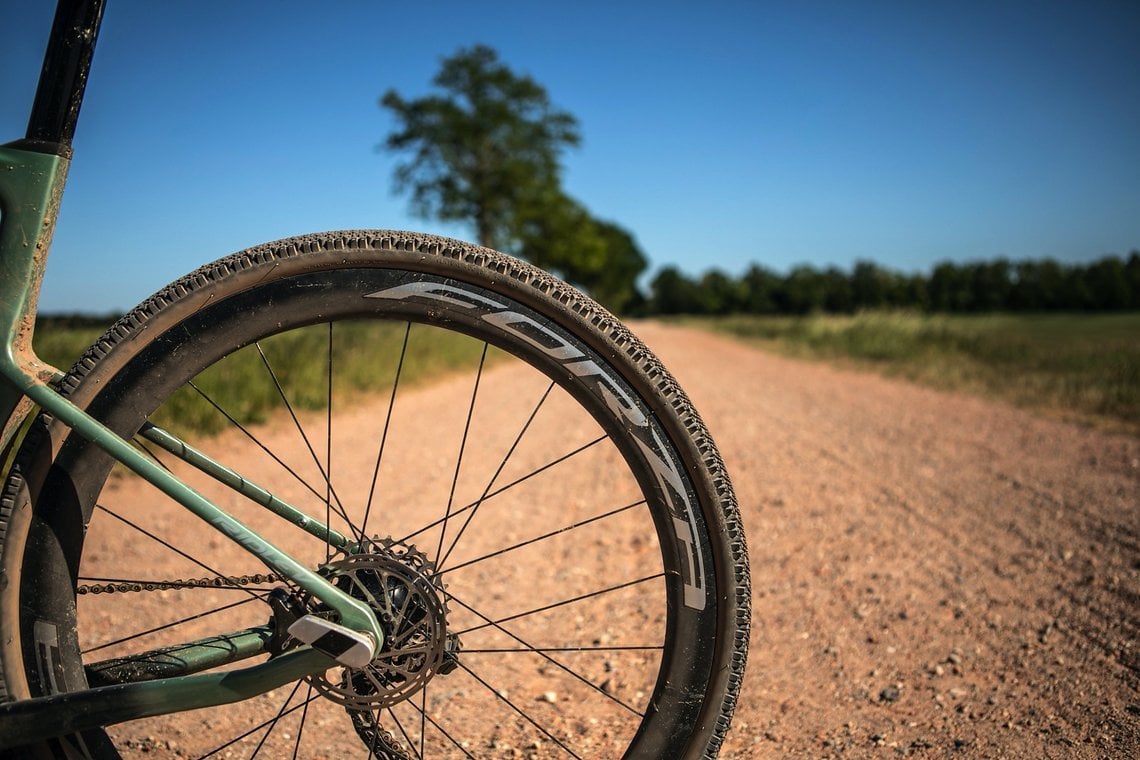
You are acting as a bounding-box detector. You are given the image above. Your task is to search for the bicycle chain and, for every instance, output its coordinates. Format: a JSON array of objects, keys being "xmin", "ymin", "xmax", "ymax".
[
  {"xmin": 76, "ymin": 573, "xmax": 282, "ymax": 595},
  {"xmin": 349, "ymin": 710, "xmax": 412, "ymax": 760}
]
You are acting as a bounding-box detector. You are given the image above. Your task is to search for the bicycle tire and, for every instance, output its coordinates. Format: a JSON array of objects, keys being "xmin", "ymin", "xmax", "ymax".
[{"xmin": 0, "ymin": 231, "xmax": 749, "ymax": 758}]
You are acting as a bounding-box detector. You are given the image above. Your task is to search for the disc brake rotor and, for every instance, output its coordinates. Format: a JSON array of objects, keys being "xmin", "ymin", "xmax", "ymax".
[{"xmin": 308, "ymin": 538, "xmax": 454, "ymax": 709}]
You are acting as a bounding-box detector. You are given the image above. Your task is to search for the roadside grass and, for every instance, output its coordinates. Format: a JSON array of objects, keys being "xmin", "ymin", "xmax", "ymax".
[
  {"xmin": 683, "ymin": 311, "xmax": 1140, "ymax": 435},
  {"xmin": 33, "ymin": 320, "xmax": 499, "ymax": 436},
  {"xmin": 33, "ymin": 324, "xmax": 109, "ymax": 372},
  {"xmin": 34, "ymin": 312, "xmax": 1140, "ymax": 436}
]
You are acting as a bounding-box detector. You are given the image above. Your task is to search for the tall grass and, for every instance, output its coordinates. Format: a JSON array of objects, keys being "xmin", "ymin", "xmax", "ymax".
[
  {"xmin": 33, "ymin": 324, "xmax": 109, "ymax": 372},
  {"xmin": 33, "ymin": 320, "xmax": 499, "ymax": 436},
  {"xmin": 34, "ymin": 312, "xmax": 1140, "ymax": 436},
  {"xmin": 691, "ymin": 312, "xmax": 1140, "ymax": 434}
]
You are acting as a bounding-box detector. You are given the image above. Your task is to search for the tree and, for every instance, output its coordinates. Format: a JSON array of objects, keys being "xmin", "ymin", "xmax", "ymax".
[
  {"xmin": 1010, "ymin": 259, "xmax": 1066, "ymax": 310},
  {"xmin": 928, "ymin": 262, "xmax": 971, "ymax": 311},
  {"xmin": 696, "ymin": 270, "xmax": 745, "ymax": 315},
  {"xmin": 851, "ymin": 260, "xmax": 892, "ymax": 310},
  {"xmin": 822, "ymin": 266, "xmax": 855, "ymax": 313},
  {"xmin": 381, "ymin": 45, "xmax": 580, "ymax": 251},
  {"xmin": 517, "ymin": 190, "xmax": 647, "ymax": 312},
  {"xmin": 970, "ymin": 258, "xmax": 1012, "ymax": 311},
  {"xmin": 742, "ymin": 264, "xmax": 782, "ymax": 313},
  {"xmin": 783, "ymin": 265, "xmax": 828, "ymax": 314},
  {"xmin": 1126, "ymin": 251, "xmax": 1140, "ymax": 309},
  {"xmin": 589, "ymin": 219, "xmax": 649, "ymax": 312},
  {"xmin": 650, "ymin": 267, "xmax": 702, "ymax": 314},
  {"xmin": 1083, "ymin": 256, "xmax": 1131, "ymax": 310}
]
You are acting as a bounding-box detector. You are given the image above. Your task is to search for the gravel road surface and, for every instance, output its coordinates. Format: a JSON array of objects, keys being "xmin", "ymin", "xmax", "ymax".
[{"xmin": 81, "ymin": 322, "xmax": 1138, "ymax": 758}]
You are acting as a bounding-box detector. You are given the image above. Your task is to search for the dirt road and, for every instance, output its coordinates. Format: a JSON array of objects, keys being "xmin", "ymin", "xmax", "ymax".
[
  {"xmin": 81, "ymin": 321, "xmax": 1138, "ymax": 758},
  {"xmin": 629, "ymin": 323, "xmax": 1139, "ymax": 758}
]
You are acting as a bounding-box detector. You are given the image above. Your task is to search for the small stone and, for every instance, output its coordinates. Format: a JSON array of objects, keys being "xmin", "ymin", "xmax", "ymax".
[
  {"xmin": 541, "ymin": 691, "xmax": 558, "ymax": 703},
  {"xmin": 879, "ymin": 687, "xmax": 901, "ymax": 703}
]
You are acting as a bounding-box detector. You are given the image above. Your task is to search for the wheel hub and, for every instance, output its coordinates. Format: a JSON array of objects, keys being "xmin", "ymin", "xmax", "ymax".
[{"xmin": 303, "ymin": 538, "xmax": 458, "ymax": 710}]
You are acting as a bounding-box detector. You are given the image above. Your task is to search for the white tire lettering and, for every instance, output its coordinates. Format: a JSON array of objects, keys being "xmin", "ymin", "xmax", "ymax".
[{"xmin": 364, "ymin": 278, "xmax": 708, "ymax": 609}]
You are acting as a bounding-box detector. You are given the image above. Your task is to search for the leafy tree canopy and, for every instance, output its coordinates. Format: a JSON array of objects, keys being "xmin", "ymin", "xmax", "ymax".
[
  {"xmin": 381, "ymin": 45, "xmax": 648, "ymax": 312},
  {"xmin": 516, "ymin": 189, "xmax": 647, "ymax": 313},
  {"xmin": 381, "ymin": 44, "xmax": 580, "ymax": 252}
]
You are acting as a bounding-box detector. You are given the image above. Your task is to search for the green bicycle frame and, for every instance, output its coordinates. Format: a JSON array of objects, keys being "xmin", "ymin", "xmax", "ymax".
[{"xmin": 0, "ymin": 0, "xmax": 384, "ymax": 745}]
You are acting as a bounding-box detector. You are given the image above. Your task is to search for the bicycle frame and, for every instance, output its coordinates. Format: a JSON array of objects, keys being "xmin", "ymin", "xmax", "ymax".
[{"xmin": 0, "ymin": 0, "xmax": 386, "ymax": 745}]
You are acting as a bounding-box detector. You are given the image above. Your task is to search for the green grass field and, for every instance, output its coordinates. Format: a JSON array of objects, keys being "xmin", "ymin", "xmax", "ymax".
[
  {"xmin": 32, "ymin": 318, "xmax": 499, "ymax": 436},
  {"xmin": 32, "ymin": 312, "xmax": 1140, "ymax": 436},
  {"xmin": 685, "ymin": 311, "xmax": 1140, "ymax": 435}
]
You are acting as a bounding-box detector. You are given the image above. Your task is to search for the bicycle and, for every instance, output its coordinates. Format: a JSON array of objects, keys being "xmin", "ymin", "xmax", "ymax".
[{"xmin": 0, "ymin": 1, "xmax": 749, "ymax": 757}]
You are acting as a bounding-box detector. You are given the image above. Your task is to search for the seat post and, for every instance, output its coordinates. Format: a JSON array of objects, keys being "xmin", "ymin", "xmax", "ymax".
[{"xmin": 23, "ymin": 0, "xmax": 107, "ymax": 156}]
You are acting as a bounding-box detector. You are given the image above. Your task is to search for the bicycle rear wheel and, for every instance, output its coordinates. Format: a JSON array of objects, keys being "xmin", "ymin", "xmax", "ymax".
[{"xmin": 0, "ymin": 232, "xmax": 748, "ymax": 758}]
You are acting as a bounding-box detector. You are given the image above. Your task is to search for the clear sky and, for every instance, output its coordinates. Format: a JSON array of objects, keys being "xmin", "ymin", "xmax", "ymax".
[{"xmin": 2, "ymin": 1, "xmax": 1138, "ymax": 313}]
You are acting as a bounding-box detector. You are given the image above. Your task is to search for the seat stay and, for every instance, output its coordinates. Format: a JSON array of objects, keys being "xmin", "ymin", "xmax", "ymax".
[{"xmin": 138, "ymin": 421, "xmax": 353, "ymax": 550}]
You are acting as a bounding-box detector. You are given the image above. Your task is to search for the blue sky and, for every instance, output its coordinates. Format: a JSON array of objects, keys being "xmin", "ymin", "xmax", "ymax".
[{"xmin": 2, "ymin": 1, "xmax": 1138, "ymax": 313}]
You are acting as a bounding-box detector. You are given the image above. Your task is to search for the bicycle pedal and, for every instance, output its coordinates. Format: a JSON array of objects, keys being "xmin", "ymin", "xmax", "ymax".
[{"xmin": 287, "ymin": 615, "xmax": 376, "ymax": 669}]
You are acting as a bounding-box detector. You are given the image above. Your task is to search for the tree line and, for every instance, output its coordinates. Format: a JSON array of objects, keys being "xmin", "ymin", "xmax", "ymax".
[
  {"xmin": 382, "ymin": 46, "xmax": 1138, "ymax": 316},
  {"xmin": 643, "ymin": 253, "xmax": 1140, "ymax": 316}
]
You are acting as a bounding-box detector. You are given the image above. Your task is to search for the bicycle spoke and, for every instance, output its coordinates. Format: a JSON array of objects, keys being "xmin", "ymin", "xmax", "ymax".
[
  {"xmin": 419, "ymin": 688, "xmax": 427, "ymax": 759},
  {"xmin": 438, "ymin": 379, "xmax": 555, "ymax": 571},
  {"xmin": 455, "ymin": 572, "xmax": 665, "ymax": 636},
  {"xmin": 254, "ymin": 342, "xmax": 363, "ymax": 544},
  {"xmin": 385, "ymin": 707, "xmax": 421, "ymax": 759},
  {"xmin": 187, "ymin": 379, "xmax": 359, "ymax": 536},
  {"xmin": 346, "ymin": 572, "xmax": 385, "ymax": 614},
  {"xmin": 458, "ymin": 661, "xmax": 581, "ymax": 759},
  {"xmin": 82, "ymin": 596, "xmax": 262, "ymax": 655},
  {"xmin": 325, "ymin": 322, "xmax": 334, "ymax": 562},
  {"xmin": 93, "ymin": 505, "xmax": 263, "ymax": 601},
  {"xmin": 459, "ymin": 644, "xmax": 661, "ymax": 653},
  {"xmin": 133, "ymin": 436, "xmax": 173, "ymax": 473},
  {"xmin": 447, "ymin": 591, "xmax": 645, "ymax": 716},
  {"xmin": 403, "ymin": 697, "xmax": 476, "ymax": 759},
  {"xmin": 398, "ymin": 434, "xmax": 609, "ymax": 547},
  {"xmin": 290, "ymin": 683, "xmax": 313, "ymax": 759},
  {"xmin": 197, "ymin": 683, "xmax": 317, "ymax": 759},
  {"xmin": 362, "ymin": 320, "xmax": 412, "ymax": 538},
  {"xmin": 247, "ymin": 679, "xmax": 305, "ymax": 758},
  {"xmin": 436, "ymin": 342, "xmax": 489, "ymax": 563},
  {"xmin": 439, "ymin": 498, "xmax": 647, "ymax": 577}
]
